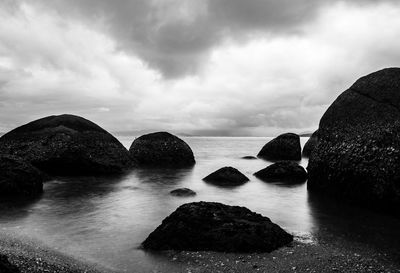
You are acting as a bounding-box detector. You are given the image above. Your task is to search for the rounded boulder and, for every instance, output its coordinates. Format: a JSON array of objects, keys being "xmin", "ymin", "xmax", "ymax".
[
  {"xmin": 142, "ymin": 202, "xmax": 293, "ymax": 252},
  {"xmin": 0, "ymin": 114, "xmax": 132, "ymax": 175},
  {"xmin": 254, "ymin": 161, "xmax": 307, "ymax": 184},
  {"xmin": 307, "ymin": 68, "xmax": 400, "ymax": 215},
  {"xmin": 257, "ymin": 133, "xmax": 301, "ymax": 161},
  {"xmin": 129, "ymin": 132, "xmax": 195, "ymax": 167}
]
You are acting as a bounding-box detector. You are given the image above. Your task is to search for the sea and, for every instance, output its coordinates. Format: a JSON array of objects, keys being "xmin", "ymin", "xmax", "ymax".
[{"xmin": 0, "ymin": 136, "xmax": 399, "ymax": 272}]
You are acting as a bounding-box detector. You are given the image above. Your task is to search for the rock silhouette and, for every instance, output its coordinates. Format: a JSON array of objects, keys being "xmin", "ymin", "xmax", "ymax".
[
  {"xmin": 307, "ymin": 68, "xmax": 400, "ymax": 215},
  {"xmin": 257, "ymin": 133, "xmax": 301, "ymax": 161},
  {"xmin": 203, "ymin": 167, "xmax": 249, "ymax": 186},
  {"xmin": 254, "ymin": 161, "xmax": 307, "ymax": 184},
  {"xmin": 129, "ymin": 132, "xmax": 195, "ymax": 167},
  {"xmin": 142, "ymin": 202, "xmax": 293, "ymax": 252},
  {"xmin": 302, "ymin": 130, "xmax": 319, "ymax": 157},
  {"xmin": 0, "ymin": 114, "xmax": 132, "ymax": 175},
  {"xmin": 170, "ymin": 188, "xmax": 196, "ymax": 197},
  {"xmin": 0, "ymin": 155, "xmax": 44, "ymax": 197}
]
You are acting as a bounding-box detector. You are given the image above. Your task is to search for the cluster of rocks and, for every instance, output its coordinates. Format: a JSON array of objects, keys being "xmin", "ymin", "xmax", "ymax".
[
  {"xmin": 0, "ymin": 115, "xmax": 195, "ymax": 198},
  {"xmin": 2, "ymin": 67, "xmax": 399, "ymax": 260}
]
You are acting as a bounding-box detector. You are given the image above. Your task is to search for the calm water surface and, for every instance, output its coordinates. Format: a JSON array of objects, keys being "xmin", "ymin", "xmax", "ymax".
[{"xmin": 0, "ymin": 137, "xmax": 399, "ymax": 272}]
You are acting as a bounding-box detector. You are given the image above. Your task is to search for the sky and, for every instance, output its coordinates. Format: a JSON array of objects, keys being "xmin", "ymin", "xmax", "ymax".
[{"xmin": 1, "ymin": 0, "xmax": 400, "ymax": 136}]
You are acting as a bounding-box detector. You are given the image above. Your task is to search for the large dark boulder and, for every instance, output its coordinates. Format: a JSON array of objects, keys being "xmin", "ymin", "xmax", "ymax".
[
  {"xmin": 0, "ymin": 114, "xmax": 132, "ymax": 175},
  {"xmin": 302, "ymin": 130, "xmax": 319, "ymax": 157},
  {"xmin": 0, "ymin": 155, "xmax": 44, "ymax": 197},
  {"xmin": 257, "ymin": 133, "xmax": 301, "ymax": 161},
  {"xmin": 0, "ymin": 255, "xmax": 20, "ymax": 273},
  {"xmin": 203, "ymin": 167, "xmax": 249, "ymax": 186},
  {"xmin": 129, "ymin": 132, "xmax": 195, "ymax": 167},
  {"xmin": 254, "ymin": 161, "xmax": 308, "ymax": 184},
  {"xmin": 307, "ymin": 68, "xmax": 400, "ymax": 214},
  {"xmin": 142, "ymin": 202, "xmax": 293, "ymax": 252}
]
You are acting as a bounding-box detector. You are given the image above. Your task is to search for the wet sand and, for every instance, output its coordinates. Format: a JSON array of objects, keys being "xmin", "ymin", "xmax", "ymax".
[
  {"xmin": 0, "ymin": 231, "xmax": 115, "ymax": 273},
  {"xmin": 1, "ymin": 232, "xmax": 399, "ymax": 273}
]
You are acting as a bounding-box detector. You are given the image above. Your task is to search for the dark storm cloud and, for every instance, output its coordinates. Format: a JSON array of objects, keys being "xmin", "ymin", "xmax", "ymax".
[{"xmin": 25, "ymin": 0, "xmax": 393, "ymax": 77}]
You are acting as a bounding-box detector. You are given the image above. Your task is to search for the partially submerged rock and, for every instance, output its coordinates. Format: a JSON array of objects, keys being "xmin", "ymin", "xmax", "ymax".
[
  {"xmin": 129, "ymin": 132, "xmax": 195, "ymax": 167},
  {"xmin": 254, "ymin": 161, "xmax": 307, "ymax": 184},
  {"xmin": 0, "ymin": 114, "xmax": 132, "ymax": 175},
  {"xmin": 241, "ymin": 156, "xmax": 257, "ymax": 160},
  {"xmin": 0, "ymin": 155, "xmax": 44, "ymax": 197},
  {"xmin": 170, "ymin": 188, "xmax": 196, "ymax": 197},
  {"xmin": 0, "ymin": 254, "xmax": 20, "ymax": 273},
  {"xmin": 257, "ymin": 133, "xmax": 301, "ymax": 161},
  {"xmin": 307, "ymin": 68, "xmax": 400, "ymax": 214},
  {"xmin": 302, "ymin": 130, "xmax": 319, "ymax": 157},
  {"xmin": 203, "ymin": 167, "xmax": 249, "ymax": 186},
  {"xmin": 142, "ymin": 202, "xmax": 293, "ymax": 252}
]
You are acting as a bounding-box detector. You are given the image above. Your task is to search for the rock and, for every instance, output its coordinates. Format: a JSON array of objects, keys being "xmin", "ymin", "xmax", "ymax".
[
  {"xmin": 0, "ymin": 114, "xmax": 132, "ymax": 175},
  {"xmin": 129, "ymin": 132, "xmax": 195, "ymax": 167},
  {"xmin": 302, "ymin": 130, "xmax": 319, "ymax": 157},
  {"xmin": 0, "ymin": 155, "xmax": 44, "ymax": 197},
  {"xmin": 142, "ymin": 201, "xmax": 293, "ymax": 252},
  {"xmin": 241, "ymin": 156, "xmax": 257, "ymax": 160},
  {"xmin": 257, "ymin": 133, "xmax": 301, "ymax": 161},
  {"xmin": 0, "ymin": 254, "xmax": 20, "ymax": 273},
  {"xmin": 307, "ymin": 68, "xmax": 400, "ymax": 214},
  {"xmin": 170, "ymin": 188, "xmax": 196, "ymax": 197},
  {"xmin": 254, "ymin": 161, "xmax": 307, "ymax": 184},
  {"xmin": 203, "ymin": 167, "xmax": 249, "ymax": 186}
]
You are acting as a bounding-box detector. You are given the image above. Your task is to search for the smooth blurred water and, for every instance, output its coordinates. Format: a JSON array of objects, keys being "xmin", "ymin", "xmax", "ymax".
[{"xmin": 0, "ymin": 137, "xmax": 399, "ymax": 272}]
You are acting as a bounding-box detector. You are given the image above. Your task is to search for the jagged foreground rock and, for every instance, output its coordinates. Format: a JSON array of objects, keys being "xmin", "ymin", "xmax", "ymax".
[
  {"xmin": 0, "ymin": 155, "xmax": 44, "ymax": 197},
  {"xmin": 129, "ymin": 132, "xmax": 195, "ymax": 167},
  {"xmin": 203, "ymin": 167, "xmax": 249, "ymax": 186},
  {"xmin": 0, "ymin": 114, "xmax": 132, "ymax": 175},
  {"xmin": 257, "ymin": 133, "xmax": 301, "ymax": 161},
  {"xmin": 254, "ymin": 161, "xmax": 308, "ymax": 184},
  {"xmin": 307, "ymin": 68, "xmax": 400, "ymax": 215},
  {"xmin": 142, "ymin": 202, "xmax": 293, "ymax": 252},
  {"xmin": 302, "ymin": 130, "xmax": 319, "ymax": 157}
]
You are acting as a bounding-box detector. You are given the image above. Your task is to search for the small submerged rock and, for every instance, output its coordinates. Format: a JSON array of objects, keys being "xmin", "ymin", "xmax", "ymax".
[
  {"xmin": 0, "ymin": 254, "xmax": 20, "ymax": 273},
  {"xmin": 129, "ymin": 132, "xmax": 195, "ymax": 167},
  {"xmin": 257, "ymin": 133, "xmax": 301, "ymax": 161},
  {"xmin": 0, "ymin": 155, "xmax": 44, "ymax": 197},
  {"xmin": 142, "ymin": 201, "xmax": 293, "ymax": 252},
  {"xmin": 241, "ymin": 156, "xmax": 257, "ymax": 160},
  {"xmin": 254, "ymin": 161, "xmax": 308, "ymax": 184},
  {"xmin": 203, "ymin": 167, "xmax": 249, "ymax": 186},
  {"xmin": 170, "ymin": 188, "xmax": 196, "ymax": 197}
]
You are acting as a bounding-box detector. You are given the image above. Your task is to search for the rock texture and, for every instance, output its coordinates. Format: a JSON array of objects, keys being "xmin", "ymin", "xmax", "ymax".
[
  {"xmin": 307, "ymin": 68, "xmax": 400, "ymax": 214},
  {"xmin": 0, "ymin": 255, "xmax": 20, "ymax": 273},
  {"xmin": 170, "ymin": 188, "xmax": 196, "ymax": 197},
  {"xmin": 254, "ymin": 161, "xmax": 307, "ymax": 184},
  {"xmin": 203, "ymin": 167, "xmax": 249, "ymax": 186},
  {"xmin": 0, "ymin": 155, "xmax": 44, "ymax": 197},
  {"xmin": 142, "ymin": 202, "xmax": 293, "ymax": 252},
  {"xmin": 257, "ymin": 133, "xmax": 301, "ymax": 161},
  {"xmin": 302, "ymin": 130, "xmax": 319, "ymax": 157},
  {"xmin": 0, "ymin": 114, "xmax": 132, "ymax": 175},
  {"xmin": 129, "ymin": 132, "xmax": 195, "ymax": 167}
]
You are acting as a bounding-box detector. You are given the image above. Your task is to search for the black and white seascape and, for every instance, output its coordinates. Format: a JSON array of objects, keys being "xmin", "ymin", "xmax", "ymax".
[{"xmin": 0, "ymin": 1, "xmax": 400, "ymax": 273}]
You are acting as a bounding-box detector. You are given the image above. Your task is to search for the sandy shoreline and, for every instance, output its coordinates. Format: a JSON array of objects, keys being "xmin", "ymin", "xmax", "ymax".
[
  {"xmin": 0, "ymin": 230, "xmax": 399, "ymax": 273},
  {"xmin": 0, "ymin": 230, "xmax": 115, "ymax": 273}
]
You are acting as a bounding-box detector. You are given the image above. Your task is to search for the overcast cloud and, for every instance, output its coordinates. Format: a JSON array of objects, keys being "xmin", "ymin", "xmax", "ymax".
[{"xmin": 1, "ymin": 0, "xmax": 400, "ymax": 136}]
